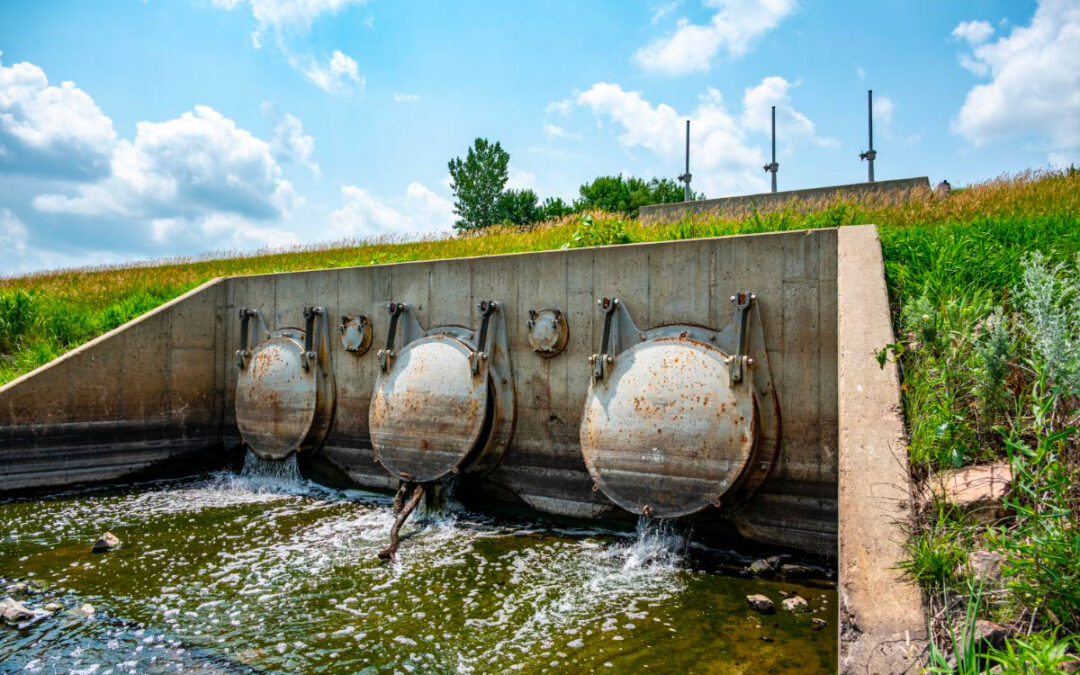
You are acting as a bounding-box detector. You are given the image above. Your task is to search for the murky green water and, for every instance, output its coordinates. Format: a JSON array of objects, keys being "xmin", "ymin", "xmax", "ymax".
[{"xmin": 1, "ymin": 460, "xmax": 836, "ymax": 673}]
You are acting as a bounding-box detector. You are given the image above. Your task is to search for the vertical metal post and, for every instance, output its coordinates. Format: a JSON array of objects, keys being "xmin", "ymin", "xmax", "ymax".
[
  {"xmin": 678, "ymin": 119, "xmax": 692, "ymax": 201},
  {"xmin": 859, "ymin": 89, "xmax": 876, "ymax": 183},
  {"xmin": 764, "ymin": 105, "xmax": 779, "ymax": 193}
]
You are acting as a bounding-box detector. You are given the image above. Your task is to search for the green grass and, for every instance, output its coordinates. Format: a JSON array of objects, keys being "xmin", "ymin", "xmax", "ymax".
[{"xmin": 2, "ymin": 168, "xmax": 1079, "ymax": 661}]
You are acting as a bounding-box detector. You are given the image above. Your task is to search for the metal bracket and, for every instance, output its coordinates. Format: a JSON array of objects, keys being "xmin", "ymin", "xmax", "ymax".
[
  {"xmin": 235, "ymin": 308, "xmax": 269, "ymax": 369},
  {"xmin": 470, "ymin": 300, "xmax": 498, "ymax": 375},
  {"xmin": 729, "ymin": 292, "xmax": 755, "ymax": 383},
  {"xmin": 590, "ymin": 297, "xmax": 643, "ymax": 380},
  {"xmin": 302, "ymin": 306, "xmax": 331, "ymax": 376},
  {"xmin": 378, "ymin": 302, "xmax": 405, "ymax": 373}
]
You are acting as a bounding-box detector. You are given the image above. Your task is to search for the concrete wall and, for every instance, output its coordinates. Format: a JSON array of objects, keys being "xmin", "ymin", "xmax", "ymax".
[
  {"xmin": 639, "ymin": 177, "xmax": 930, "ymax": 224},
  {"xmin": 218, "ymin": 229, "xmax": 839, "ymax": 553},
  {"xmin": 0, "ymin": 279, "xmax": 228, "ymax": 491},
  {"xmin": 836, "ymin": 225, "xmax": 926, "ymax": 673},
  {"xmin": 0, "ymin": 230, "xmax": 839, "ymax": 554}
]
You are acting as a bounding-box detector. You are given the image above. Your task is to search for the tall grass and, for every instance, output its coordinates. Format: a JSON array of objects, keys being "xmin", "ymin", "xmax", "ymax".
[{"xmin": 3, "ymin": 170, "xmax": 1075, "ymax": 386}]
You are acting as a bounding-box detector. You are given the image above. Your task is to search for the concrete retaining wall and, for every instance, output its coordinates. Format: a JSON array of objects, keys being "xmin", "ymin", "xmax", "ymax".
[
  {"xmin": 1, "ymin": 229, "xmax": 840, "ymax": 555},
  {"xmin": 836, "ymin": 225, "xmax": 926, "ymax": 673},
  {"xmin": 0, "ymin": 279, "xmax": 228, "ymax": 491},
  {"xmin": 639, "ymin": 177, "xmax": 930, "ymax": 224}
]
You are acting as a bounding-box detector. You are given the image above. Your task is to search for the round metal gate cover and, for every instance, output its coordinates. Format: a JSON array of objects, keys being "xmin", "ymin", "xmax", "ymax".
[
  {"xmin": 236, "ymin": 334, "xmax": 317, "ymax": 460},
  {"xmin": 369, "ymin": 335, "xmax": 489, "ymax": 482},
  {"xmin": 580, "ymin": 336, "xmax": 757, "ymax": 518}
]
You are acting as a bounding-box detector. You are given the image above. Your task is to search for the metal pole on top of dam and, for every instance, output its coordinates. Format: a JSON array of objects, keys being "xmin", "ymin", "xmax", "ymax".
[
  {"xmin": 678, "ymin": 119, "xmax": 692, "ymax": 201},
  {"xmin": 859, "ymin": 89, "xmax": 876, "ymax": 183},
  {"xmin": 764, "ymin": 105, "xmax": 779, "ymax": 193}
]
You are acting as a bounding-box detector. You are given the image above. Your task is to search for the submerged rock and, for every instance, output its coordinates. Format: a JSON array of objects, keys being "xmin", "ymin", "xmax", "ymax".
[
  {"xmin": 746, "ymin": 594, "xmax": 775, "ymax": 613},
  {"xmin": 781, "ymin": 596, "xmax": 809, "ymax": 613},
  {"xmin": 748, "ymin": 556, "xmax": 782, "ymax": 576},
  {"xmin": 4, "ymin": 582, "xmax": 28, "ymax": 598},
  {"xmin": 92, "ymin": 532, "xmax": 122, "ymax": 554},
  {"xmin": 1, "ymin": 597, "xmax": 34, "ymax": 625},
  {"xmin": 780, "ymin": 564, "xmax": 812, "ymax": 579},
  {"xmin": 73, "ymin": 603, "xmax": 95, "ymax": 617},
  {"xmin": 810, "ymin": 618, "xmax": 828, "ymax": 631},
  {"xmin": 43, "ymin": 602, "xmax": 62, "ymax": 613}
]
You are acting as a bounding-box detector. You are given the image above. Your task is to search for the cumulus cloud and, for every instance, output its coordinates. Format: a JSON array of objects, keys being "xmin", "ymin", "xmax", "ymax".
[
  {"xmin": 0, "ymin": 57, "xmax": 116, "ymax": 179},
  {"xmin": 634, "ymin": 0, "xmax": 797, "ymax": 75},
  {"xmin": 873, "ymin": 94, "xmax": 894, "ymax": 127},
  {"xmin": 952, "ymin": 0, "xmax": 1080, "ymax": 157},
  {"xmin": 952, "ymin": 20, "xmax": 994, "ymax": 45},
  {"xmin": 299, "ymin": 50, "xmax": 363, "ymax": 94},
  {"xmin": 741, "ymin": 76, "xmax": 837, "ymax": 147},
  {"xmin": 262, "ymin": 102, "xmax": 318, "ymax": 174},
  {"xmin": 328, "ymin": 182, "xmax": 454, "ymax": 238},
  {"xmin": 393, "ymin": 92, "xmax": 420, "ymax": 103},
  {"xmin": 576, "ymin": 82, "xmax": 767, "ymax": 195},
  {"xmin": 34, "ymin": 105, "xmax": 298, "ymax": 227}
]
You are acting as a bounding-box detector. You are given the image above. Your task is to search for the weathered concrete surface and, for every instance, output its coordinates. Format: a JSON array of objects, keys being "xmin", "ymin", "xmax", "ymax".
[
  {"xmin": 640, "ymin": 177, "xmax": 930, "ymax": 224},
  {"xmin": 836, "ymin": 225, "xmax": 927, "ymax": 673},
  {"xmin": 0, "ymin": 278, "xmax": 229, "ymax": 492},
  {"xmin": 218, "ymin": 230, "xmax": 839, "ymax": 554}
]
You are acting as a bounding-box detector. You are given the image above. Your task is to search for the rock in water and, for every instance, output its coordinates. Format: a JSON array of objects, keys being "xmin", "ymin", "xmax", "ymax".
[
  {"xmin": 746, "ymin": 594, "xmax": 775, "ymax": 613},
  {"xmin": 73, "ymin": 603, "xmax": 95, "ymax": 617},
  {"xmin": 1, "ymin": 598, "xmax": 34, "ymax": 625},
  {"xmin": 748, "ymin": 556, "xmax": 781, "ymax": 576},
  {"xmin": 781, "ymin": 596, "xmax": 809, "ymax": 613},
  {"xmin": 92, "ymin": 532, "xmax": 122, "ymax": 553},
  {"xmin": 43, "ymin": 603, "xmax": 62, "ymax": 613},
  {"xmin": 780, "ymin": 564, "xmax": 811, "ymax": 579}
]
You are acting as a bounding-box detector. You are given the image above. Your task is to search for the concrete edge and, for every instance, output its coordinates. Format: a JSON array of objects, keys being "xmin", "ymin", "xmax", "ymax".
[
  {"xmin": 836, "ymin": 224, "xmax": 928, "ymax": 673},
  {"xmin": 0, "ymin": 276, "xmax": 226, "ymax": 395}
]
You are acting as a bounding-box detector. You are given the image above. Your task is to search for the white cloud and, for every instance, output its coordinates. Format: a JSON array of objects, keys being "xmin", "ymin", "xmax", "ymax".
[
  {"xmin": 0, "ymin": 208, "xmax": 27, "ymax": 255},
  {"xmin": 393, "ymin": 92, "xmax": 420, "ymax": 103},
  {"xmin": 506, "ymin": 167, "xmax": 539, "ymax": 191},
  {"xmin": 34, "ymin": 105, "xmax": 298, "ymax": 226},
  {"xmin": 328, "ymin": 182, "xmax": 454, "ymax": 238},
  {"xmin": 545, "ymin": 99, "xmax": 573, "ymax": 117},
  {"xmin": 543, "ymin": 123, "xmax": 582, "ymax": 142},
  {"xmin": 299, "ymin": 50, "xmax": 363, "ymax": 94},
  {"xmin": 576, "ymin": 82, "xmax": 768, "ymax": 195},
  {"xmin": 741, "ymin": 76, "xmax": 837, "ymax": 147},
  {"xmin": 855, "ymin": 65, "xmax": 866, "ymax": 81},
  {"xmin": 650, "ymin": 1, "xmax": 681, "ymax": 24},
  {"xmin": 634, "ymin": 0, "xmax": 797, "ymax": 75},
  {"xmin": 953, "ymin": 0, "xmax": 1080, "ymax": 155},
  {"xmin": 0, "ymin": 57, "xmax": 116, "ymax": 178},
  {"xmin": 262, "ymin": 102, "xmax": 318, "ymax": 174},
  {"xmin": 952, "ymin": 20, "xmax": 994, "ymax": 45},
  {"xmin": 214, "ymin": 0, "xmax": 371, "ymax": 45},
  {"xmin": 874, "ymin": 94, "xmax": 893, "ymax": 126}
]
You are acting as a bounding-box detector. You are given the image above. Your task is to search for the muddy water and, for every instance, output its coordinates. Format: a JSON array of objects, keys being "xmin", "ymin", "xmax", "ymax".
[{"xmin": 0, "ymin": 459, "xmax": 836, "ymax": 673}]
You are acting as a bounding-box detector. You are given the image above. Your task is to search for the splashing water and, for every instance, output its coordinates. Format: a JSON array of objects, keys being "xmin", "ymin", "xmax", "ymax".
[
  {"xmin": 239, "ymin": 449, "xmax": 303, "ymax": 484},
  {"xmin": 0, "ymin": 473, "xmax": 837, "ymax": 673}
]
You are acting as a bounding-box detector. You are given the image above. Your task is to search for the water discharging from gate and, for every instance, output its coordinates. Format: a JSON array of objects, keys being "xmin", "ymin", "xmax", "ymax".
[{"xmin": 0, "ymin": 472, "xmax": 836, "ymax": 673}]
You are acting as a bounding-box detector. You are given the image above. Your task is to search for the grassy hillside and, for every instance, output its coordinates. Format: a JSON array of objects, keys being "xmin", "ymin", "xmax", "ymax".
[{"xmin": 2, "ymin": 169, "xmax": 1078, "ymax": 664}]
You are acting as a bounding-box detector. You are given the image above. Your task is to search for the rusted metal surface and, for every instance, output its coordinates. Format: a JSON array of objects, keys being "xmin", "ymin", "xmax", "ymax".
[
  {"xmin": 235, "ymin": 331, "xmax": 317, "ymax": 460},
  {"xmin": 235, "ymin": 319, "xmax": 336, "ymax": 460},
  {"xmin": 581, "ymin": 336, "xmax": 757, "ymax": 518},
  {"xmin": 339, "ymin": 315, "xmax": 372, "ymax": 354},
  {"xmin": 370, "ymin": 335, "xmax": 489, "ymax": 482},
  {"xmin": 526, "ymin": 308, "xmax": 568, "ymax": 357}
]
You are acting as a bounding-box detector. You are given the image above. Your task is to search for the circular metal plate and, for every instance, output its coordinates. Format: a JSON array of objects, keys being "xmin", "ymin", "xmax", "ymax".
[
  {"xmin": 369, "ymin": 335, "xmax": 489, "ymax": 482},
  {"xmin": 236, "ymin": 334, "xmax": 317, "ymax": 460},
  {"xmin": 580, "ymin": 336, "xmax": 757, "ymax": 518}
]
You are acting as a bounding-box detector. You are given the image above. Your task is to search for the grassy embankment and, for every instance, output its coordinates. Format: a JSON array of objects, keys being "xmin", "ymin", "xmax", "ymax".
[{"xmin": 1, "ymin": 170, "xmax": 1078, "ymax": 665}]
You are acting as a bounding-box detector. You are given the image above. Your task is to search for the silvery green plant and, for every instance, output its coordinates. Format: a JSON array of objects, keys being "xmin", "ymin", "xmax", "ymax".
[
  {"xmin": 1018, "ymin": 252, "xmax": 1080, "ymax": 398},
  {"xmin": 974, "ymin": 307, "xmax": 1013, "ymax": 417}
]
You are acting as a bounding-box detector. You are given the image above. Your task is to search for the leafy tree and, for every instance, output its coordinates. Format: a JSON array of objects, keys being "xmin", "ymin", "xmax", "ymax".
[
  {"xmin": 448, "ymin": 138, "xmax": 509, "ymax": 230},
  {"xmin": 574, "ymin": 175, "xmax": 703, "ymax": 216},
  {"xmin": 494, "ymin": 189, "xmax": 541, "ymax": 226},
  {"xmin": 540, "ymin": 197, "xmax": 573, "ymax": 221}
]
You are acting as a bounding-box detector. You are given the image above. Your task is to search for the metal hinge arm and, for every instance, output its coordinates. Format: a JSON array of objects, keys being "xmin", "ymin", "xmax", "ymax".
[
  {"xmin": 378, "ymin": 302, "xmax": 405, "ymax": 372},
  {"xmin": 471, "ymin": 300, "xmax": 497, "ymax": 375}
]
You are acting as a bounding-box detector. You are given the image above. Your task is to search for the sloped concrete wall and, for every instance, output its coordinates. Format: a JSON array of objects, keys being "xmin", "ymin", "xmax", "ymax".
[{"xmin": 0, "ymin": 278, "xmax": 228, "ymax": 491}]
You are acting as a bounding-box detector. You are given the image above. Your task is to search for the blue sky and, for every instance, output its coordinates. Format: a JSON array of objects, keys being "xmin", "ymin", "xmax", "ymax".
[{"xmin": 0, "ymin": 0, "xmax": 1076, "ymax": 274}]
